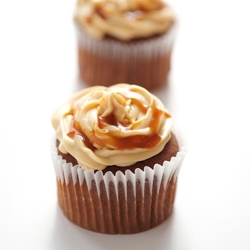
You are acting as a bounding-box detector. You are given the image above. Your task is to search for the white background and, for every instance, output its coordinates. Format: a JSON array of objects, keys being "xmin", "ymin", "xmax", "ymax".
[{"xmin": 0, "ymin": 0, "xmax": 250, "ymax": 249}]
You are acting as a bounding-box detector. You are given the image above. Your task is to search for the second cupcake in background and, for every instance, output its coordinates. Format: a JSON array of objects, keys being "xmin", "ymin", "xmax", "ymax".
[{"xmin": 74, "ymin": 0, "xmax": 177, "ymax": 90}]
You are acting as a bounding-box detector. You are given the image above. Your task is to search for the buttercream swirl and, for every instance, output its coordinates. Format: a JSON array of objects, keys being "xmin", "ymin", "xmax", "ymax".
[
  {"xmin": 74, "ymin": 0, "xmax": 175, "ymax": 41},
  {"xmin": 52, "ymin": 84, "xmax": 172, "ymax": 170}
]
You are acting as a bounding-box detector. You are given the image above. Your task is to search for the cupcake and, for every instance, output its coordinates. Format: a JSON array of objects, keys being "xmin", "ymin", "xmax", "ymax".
[
  {"xmin": 74, "ymin": 0, "xmax": 177, "ymax": 90},
  {"xmin": 51, "ymin": 83, "xmax": 186, "ymax": 234}
]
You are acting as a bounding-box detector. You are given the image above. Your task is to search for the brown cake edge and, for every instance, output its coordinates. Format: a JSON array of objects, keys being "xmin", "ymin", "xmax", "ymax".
[{"xmin": 56, "ymin": 132, "xmax": 179, "ymax": 174}]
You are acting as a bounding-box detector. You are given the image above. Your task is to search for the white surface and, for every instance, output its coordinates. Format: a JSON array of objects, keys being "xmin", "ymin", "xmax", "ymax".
[{"xmin": 0, "ymin": 0, "xmax": 250, "ymax": 249}]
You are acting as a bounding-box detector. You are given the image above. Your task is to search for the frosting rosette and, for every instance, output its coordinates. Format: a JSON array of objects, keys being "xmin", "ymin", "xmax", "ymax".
[
  {"xmin": 51, "ymin": 84, "xmax": 172, "ymax": 170},
  {"xmin": 74, "ymin": 0, "xmax": 175, "ymax": 40}
]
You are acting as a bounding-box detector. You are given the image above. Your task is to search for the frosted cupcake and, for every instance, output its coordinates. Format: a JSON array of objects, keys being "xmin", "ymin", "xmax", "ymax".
[
  {"xmin": 51, "ymin": 83, "xmax": 186, "ymax": 234},
  {"xmin": 74, "ymin": 0, "xmax": 177, "ymax": 90}
]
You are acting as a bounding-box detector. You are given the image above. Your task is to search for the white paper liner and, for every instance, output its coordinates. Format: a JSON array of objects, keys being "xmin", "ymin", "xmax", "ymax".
[
  {"xmin": 75, "ymin": 23, "xmax": 178, "ymax": 89},
  {"xmin": 50, "ymin": 126, "xmax": 187, "ymax": 199},
  {"xmin": 75, "ymin": 23, "xmax": 177, "ymax": 58}
]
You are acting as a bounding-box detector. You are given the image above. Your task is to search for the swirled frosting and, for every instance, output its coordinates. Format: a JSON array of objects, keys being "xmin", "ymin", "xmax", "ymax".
[
  {"xmin": 74, "ymin": 0, "xmax": 175, "ymax": 41},
  {"xmin": 51, "ymin": 84, "xmax": 172, "ymax": 170}
]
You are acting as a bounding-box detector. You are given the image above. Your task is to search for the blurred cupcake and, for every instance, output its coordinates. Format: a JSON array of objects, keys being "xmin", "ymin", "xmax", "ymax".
[
  {"xmin": 51, "ymin": 83, "xmax": 186, "ymax": 234},
  {"xmin": 74, "ymin": 0, "xmax": 177, "ymax": 90}
]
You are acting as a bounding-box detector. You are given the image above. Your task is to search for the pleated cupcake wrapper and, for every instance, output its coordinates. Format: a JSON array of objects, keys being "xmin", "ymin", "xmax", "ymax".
[
  {"xmin": 51, "ymin": 127, "xmax": 187, "ymax": 233},
  {"xmin": 75, "ymin": 24, "xmax": 177, "ymax": 89},
  {"xmin": 75, "ymin": 24, "xmax": 177, "ymax": 58},
  {"xmin": 51, "ymin": 126, "xmax": 187, "ymax": 199}
]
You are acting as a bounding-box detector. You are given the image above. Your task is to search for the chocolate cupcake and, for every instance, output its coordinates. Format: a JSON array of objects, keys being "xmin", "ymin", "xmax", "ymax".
[
  {"xmin": 51, "ymin": 83, "xmax": 187, "ymax": 234},
  {"xmin": 74, "ymin": 0, "xmax": 177, "ymax": 90}
]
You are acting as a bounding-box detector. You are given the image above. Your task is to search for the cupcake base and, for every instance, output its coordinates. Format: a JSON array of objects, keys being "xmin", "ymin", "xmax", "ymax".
[
  {"xmin": 57, "ymin": 173, "xmax": 177, "ymax": 234},
  {"xmin": 77, "ymin": 44, "xmax": 172, "ymax": 90},
  {"xmin": 76, "ymin": 26, "xmax": 176, "ymax": 90},
  {"xmin": 51, "ymin": 129, "xmax": 186, "ymax": 234}
]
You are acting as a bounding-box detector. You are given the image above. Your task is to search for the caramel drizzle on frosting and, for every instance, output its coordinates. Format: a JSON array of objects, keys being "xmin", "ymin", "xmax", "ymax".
[
  {"xmin": 74, "ymin": 0, "xmax": 175, "ymax": 40},
  {"xmin": 67, "ymin": 99, "xmax": 170, "ymax": 150},
  {"xmin": 52, "ymin": 84, "xmax": 172, "ymax": 170}
]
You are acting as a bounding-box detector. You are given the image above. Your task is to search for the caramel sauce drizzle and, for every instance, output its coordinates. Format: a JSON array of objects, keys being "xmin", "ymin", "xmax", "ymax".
[
  {"xmin": 95, "ymin": 6, "xmax": 106, "ymax": 19},
  {"xmin": 67, "ymin": 120, "xmax": 96, "ymax": 151},
  {"xmin": 66, "ymin": 99, "xmax": 171, "ymax": 150}
]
